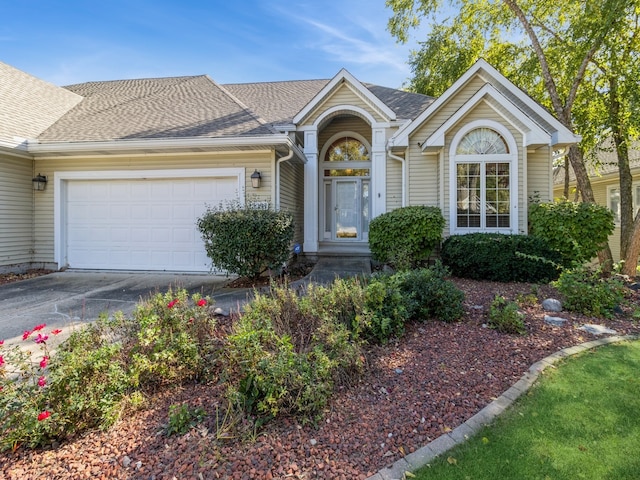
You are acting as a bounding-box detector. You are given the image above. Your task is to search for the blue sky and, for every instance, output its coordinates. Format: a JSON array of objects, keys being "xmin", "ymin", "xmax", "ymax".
[{"xmin": 1, "ymin": 0, "xmax": 419, "ymax": 88}]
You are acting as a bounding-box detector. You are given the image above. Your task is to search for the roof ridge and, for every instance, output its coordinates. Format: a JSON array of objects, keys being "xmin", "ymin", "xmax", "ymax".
[
  {"xmin": 222, "ymin": 78, "xmax": 330, "ymax": 87},
  {"xmin": 205, "ymin": 76, "xmax": 277, "ymax": 134},
  {"xmin": 63, "ymin": 74, "xmax": 208, "ymax": 89}
]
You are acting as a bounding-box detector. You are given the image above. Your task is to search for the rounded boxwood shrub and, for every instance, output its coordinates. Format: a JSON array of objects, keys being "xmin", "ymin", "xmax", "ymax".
[
  {"xmin": 197, "ymin": 200, "xmax": 294, "ymax": 280},
  {"xmin": 368, "ymin": 206, "xmax": 445, "ymax": 270},
  {"xmin": 441, "ymin": 233, "xmax": 562, "ymax": 283}
]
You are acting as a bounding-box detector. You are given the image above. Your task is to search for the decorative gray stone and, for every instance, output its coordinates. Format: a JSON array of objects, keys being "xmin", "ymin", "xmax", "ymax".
[
  {"xmin": 579, "ymin": 324, "xmax": 618, "ymax": 335},
  {"xmin": 542, "ymin": 298, "xmax": 562, "ymax": 312},
  {"xmin": 544, "ymin": 315, "xmax": 567, "ymax": 327},
  {"xmin": 213, "ymin": 307, "xmax": 229, "ymax": 317}
]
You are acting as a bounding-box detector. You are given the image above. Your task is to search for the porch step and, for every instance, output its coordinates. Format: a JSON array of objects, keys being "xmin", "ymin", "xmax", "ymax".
[{"xmin": 305, "ymin": 257, "xmax": 371, "ymax": 284}]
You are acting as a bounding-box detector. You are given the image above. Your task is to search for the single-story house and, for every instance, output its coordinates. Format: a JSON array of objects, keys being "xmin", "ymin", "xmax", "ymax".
[
  {"xmin": 553, "ymin": 142, "xmax": 640, "ymax": 262},
  {"xmin": 0, "ymin": 58, "xmax": 579, "ymax": 273}
]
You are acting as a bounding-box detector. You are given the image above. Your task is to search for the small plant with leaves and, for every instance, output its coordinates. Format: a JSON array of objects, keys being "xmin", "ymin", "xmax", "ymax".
[
  {"xmin": 0, "ymin": 325, "xmax": 63, "ymax": 451},
  {"xmin": 166, "ymin": 403, "xmax": 207, "ymax": 436},
  {"xmin": 488, "ymin": 295, "xmax": 526, "ymax": 334},
  {"xmin": 552, "ymin": 267, "xmax": 625, "ymax": 318}
]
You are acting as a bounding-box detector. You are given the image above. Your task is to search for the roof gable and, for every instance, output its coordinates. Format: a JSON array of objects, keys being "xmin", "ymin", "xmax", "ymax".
[
  {"xmin": 292, "ymin": 69, "xmax": 397, "ymax": 126},
  {"xmin": 391, "ymin": 59, "xmax": 580, "ymax": 149},
  {"xmin": 0, "ymin": 61, "xmax": 82, "ymax": 145}
]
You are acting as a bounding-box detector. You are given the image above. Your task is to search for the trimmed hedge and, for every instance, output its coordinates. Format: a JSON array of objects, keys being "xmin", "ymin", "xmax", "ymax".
[
  {"xmin": 368, "ymin": 206, "xmax": 445, "ymax": 270},
  {"xmin": 441, "ymin": 233, "xmax": 562, "ymax": 283}
]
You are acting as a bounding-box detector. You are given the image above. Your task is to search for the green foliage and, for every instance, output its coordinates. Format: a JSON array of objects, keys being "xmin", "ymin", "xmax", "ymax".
[
  {"xmin": 488, "ymin": 295, "xmax": 526, "ymax": 335},
  {"xmin": 0, "ymin": 289, "xmax": 217, "ymax": 451},
  {"xmin": 394, "ymin": 262, "xmax": 465, "ymax": 323},
  {"xmin": 225, "ymin": 284, "xmax": 363, "ymax": 423},
  {"xmin": 529, "ymin": 200, "xmax": 615, "ymax": 267},
  {"xmin": 368, "ymin": 206, "xmax": 445, "ymax": 270},
  {"xmin": 552, "ymin": 267, "xmax": 625, "ymax": 318},
  {"xmin": 362, "ymin": 274, "xmax": 410, "ymax": 342},
  {"xmin": 441, "ymin": 233, "xmax": 562, "ymax": 282},
  {"xmin": 166, "ymin": 403, "xmax": 206, "ymax": 436},
  {"xmin": 197, "ymin": 200, "xmax": 295, "ymax": 280}
]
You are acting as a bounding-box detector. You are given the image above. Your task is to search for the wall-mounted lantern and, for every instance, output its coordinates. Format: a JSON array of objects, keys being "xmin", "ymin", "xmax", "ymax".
[
  {"xmin": 250, "ymin": 169, "xmax": 262, "ymax": 189},
  {"xmin": 32, "ymin": 174, "xmax": 48, "ymax": 191}
]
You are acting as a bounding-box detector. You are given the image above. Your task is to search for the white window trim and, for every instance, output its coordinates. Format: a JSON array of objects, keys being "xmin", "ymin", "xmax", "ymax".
[
  {"xmin": 449, "ymin": 120, "xmax": 518, "ymax": 234},
  {"xmin": 607, "ymin": 182, "xmax": 640, "ymax": 225}
]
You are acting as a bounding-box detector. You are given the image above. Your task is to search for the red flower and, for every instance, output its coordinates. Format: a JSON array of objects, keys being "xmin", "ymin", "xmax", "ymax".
[
  {"xmin": 197, "ymin": 299, "xmax": 207, "ymax": 307},
  {"xmin": 51, "ymin": 329, "xmax": 62, "ymax": 335},
  {"xmin": 0, "ymin": 339, "xmax": 4, "ymax": 345},
  {"xmin": 0, "ymin": 355, "xmax": 4, "ymax": 367},
  {"xmin": 34, "ymin": 334, "xmax": 49, "ymax": 344},
  {"xmin": 40, "ymin": 356, "xmax": 49, "ymax": 369},
  {"xmin": 33, "ymin": 324, "xmax": 46, "ymax": 332},
  {"xmin": 22, "ymin": 330, "xmax": 32, "ymax": 341},
  {"xmin": 167, "ymin": 299, "xmax": 178, "ymax": 309},
  {"xmin": 38, "ymin": 376, "xmax": 47, "ymax": 387},
  {"xmin": 37, "ymin": 411, "xmax": 51, "ymax": 421}
]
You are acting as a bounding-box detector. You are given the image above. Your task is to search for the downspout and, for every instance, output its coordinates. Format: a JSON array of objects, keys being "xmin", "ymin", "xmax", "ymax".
[
  {"xmin": 387, "ymin": 148, "xmax": 407, "ymax": 207},
  {"xmin": 275, "ymin": 146, "xmax": 294, "ymax": 210}
]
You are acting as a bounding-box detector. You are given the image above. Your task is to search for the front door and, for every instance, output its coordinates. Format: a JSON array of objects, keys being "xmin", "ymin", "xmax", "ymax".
[{"xmin": 325, "ymin": 178, "xmax": 370, "ymax": 241}]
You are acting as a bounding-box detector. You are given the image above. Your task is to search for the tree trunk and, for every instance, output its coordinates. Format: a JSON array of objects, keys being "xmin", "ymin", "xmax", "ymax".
[
  {"xmin": 623, "ymin": 211, "xmax": 640, "ymax": 278},
  {"xmin": 563, "ymin": 155, "xmax": 570, "ymax": 199}
]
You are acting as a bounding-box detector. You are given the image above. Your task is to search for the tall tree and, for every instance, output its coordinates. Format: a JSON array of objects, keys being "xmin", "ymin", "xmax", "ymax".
[{"xmin": 387, "ymin": 0, "xmax": 635, "ymax": 269}]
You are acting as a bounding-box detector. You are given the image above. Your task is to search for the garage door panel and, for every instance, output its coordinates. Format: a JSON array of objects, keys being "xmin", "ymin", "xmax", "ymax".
[{"xmin": 66, "ymin": 176, "xmax": 236, "ymax": 271}]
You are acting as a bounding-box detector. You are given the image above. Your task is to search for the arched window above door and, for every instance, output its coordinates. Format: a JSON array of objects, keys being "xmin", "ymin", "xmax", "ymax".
[
  {"xmin": 456, "ymin": 127, "xmax": 509, "ymax": 155},
  {"xmin": 325, "ymin": 137, "xmax": 370, "ymax": 162}
]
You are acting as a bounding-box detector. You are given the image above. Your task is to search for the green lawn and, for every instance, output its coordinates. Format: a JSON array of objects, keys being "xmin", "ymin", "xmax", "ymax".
[{"xmin": 413, "ymin": 340, "xmax": 640, "ymax": 480}]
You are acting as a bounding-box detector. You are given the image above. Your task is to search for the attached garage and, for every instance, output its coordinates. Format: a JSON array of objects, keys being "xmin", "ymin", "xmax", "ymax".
[{"xmin": 55, "ymin": 169, "xmax": 244, "ymax": 272}]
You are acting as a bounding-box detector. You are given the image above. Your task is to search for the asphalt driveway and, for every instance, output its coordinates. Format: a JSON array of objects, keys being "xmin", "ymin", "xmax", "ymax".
[{"xmin": 0, "ymin": 271, "xmax": 234, "ymax": 345}]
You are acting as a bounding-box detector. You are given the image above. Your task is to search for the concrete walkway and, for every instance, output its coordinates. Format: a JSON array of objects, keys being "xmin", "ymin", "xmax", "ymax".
[{"xmin": 0, "ymin": 257, "xmax": 372, "ymax": 346}]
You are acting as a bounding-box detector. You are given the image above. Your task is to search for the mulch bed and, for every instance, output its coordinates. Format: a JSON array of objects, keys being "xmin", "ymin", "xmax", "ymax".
[
  {"xmin": 2, "ymin": 278, "xmax": 639, "ymax": 480},
  {"xmin": 0, "ymin": 269, "xmax": 53, "ymax": 286}
]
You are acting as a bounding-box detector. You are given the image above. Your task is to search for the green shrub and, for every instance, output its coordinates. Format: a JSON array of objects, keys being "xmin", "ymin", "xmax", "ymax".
[
  {"xmin": 166, "ymin": 403, "xmax": 207, "ymax": 436},
  {"xmin": 441, "ymin": 233, "xmax": 562, "ymax": 282},
  {"xmin": 197, "ymin": 200, "xmax": 295, "ymax": 280},
  {"xmin": 394, "ymin": 263, "xmax": 465, "ymax": 323},
  {"xmin": 0, "ymin": 289, "xmax": 218, "ymax": 451},
  {"xmin": 368, "ymin": 206, "xmax": 445, "ymax": 270},
  {"xmin": 529, "ymin": 200, "xmax": 614, "ymax": 266},
  {"xmin": 488, "ymin": 295, "xmax": 526, "ymax": 334},
  {"xmin": 226, "ymin": 284, "xmax": 363, "ymax": 423},
  {"xmin": 552, "ymin": 267, "xmax": 625, "ymax": 318},
  {"xmin": 362, "ymin": 274, "xmax": 411, "ymax": 342}
]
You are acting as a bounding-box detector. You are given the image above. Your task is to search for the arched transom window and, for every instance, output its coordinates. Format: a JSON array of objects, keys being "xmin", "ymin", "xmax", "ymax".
[{"xmin": 451, "ymin": 125, "xmax": 517, "ymax": 233}]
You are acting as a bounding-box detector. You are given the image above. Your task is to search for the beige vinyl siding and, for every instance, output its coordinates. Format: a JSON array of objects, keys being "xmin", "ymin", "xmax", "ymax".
[
  {"xmin": 411, "ymin": 100, "xmax": 525, "ymax": 236},
  {"xmin": 304, "ymin": 84, "xmax": 386, "ymax": 126},
  {"xmin": 279, "ymin": 161, "xmax": 304, "ymax": 246},
  {"xmin": 33, "ymin": 151, "xmax": 273, "ymax": 264},
  {"xmin": 409, "ymin": 75, "xmax": 487, "ymax": 144},
  {"xmin": 318, "ymin": 116, "xmax": 371, "ymax": 154},
  {"xmin": 527, "ymin": 147, "xmax": 552, "ymax": 202},
  {"xmin": 0, "ymin": 155, "xmax": 34, "ymax": 267},
  {"xmin": 386, "ymin": 156, "xmax": 402, "ymax": 211}
]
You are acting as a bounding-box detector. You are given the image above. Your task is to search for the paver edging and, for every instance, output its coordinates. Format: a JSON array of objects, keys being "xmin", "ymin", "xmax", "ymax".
[{"xmin": 365, "ymin": 334, "xmax": 639, "ymax": 480}]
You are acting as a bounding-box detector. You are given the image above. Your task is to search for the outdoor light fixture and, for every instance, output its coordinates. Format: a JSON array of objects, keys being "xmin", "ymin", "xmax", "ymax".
[
  {"xmin": 32, "ymin": 174, "xmax": 48, "ymax": 191},
  {"xmin": 251, "ymin": 169, "xmax": 262, "ymax": 188}
]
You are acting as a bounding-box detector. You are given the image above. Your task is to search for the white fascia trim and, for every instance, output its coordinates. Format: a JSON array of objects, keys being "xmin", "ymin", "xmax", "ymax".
[
  {"xmin": 27, "ymin": 134, "xmax": 302, "ymax": 156},
  {"xmin": 54, "ymin": 167, "xmax": 245, "ymax": 269},
  {"xmin": 421, "ymin": 84, "xmax": 550, "ymax": 151},
  {"xmin": 292, "ymin": 68, "xmax": 396, "ymax": 124},
  {"xmin": 392, "ymin": 58, "xmax": 579, "ymax": 147}
]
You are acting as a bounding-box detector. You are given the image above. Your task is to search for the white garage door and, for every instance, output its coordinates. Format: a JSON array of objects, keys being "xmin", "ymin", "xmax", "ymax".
[{"xmin": 65, "ymin": 177, "xmax": 238, "ymax": 271}]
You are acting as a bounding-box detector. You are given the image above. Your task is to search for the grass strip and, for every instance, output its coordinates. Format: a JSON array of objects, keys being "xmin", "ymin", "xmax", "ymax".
[{"xmin": 413, "ymin": 339, "xmax": 640, "ymax": 480}]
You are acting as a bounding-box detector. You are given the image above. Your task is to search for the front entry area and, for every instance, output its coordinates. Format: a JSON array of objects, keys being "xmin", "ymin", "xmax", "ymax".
[{"xmin": 320, "ymin": 134, "xmax": 371, "ymax": 244}]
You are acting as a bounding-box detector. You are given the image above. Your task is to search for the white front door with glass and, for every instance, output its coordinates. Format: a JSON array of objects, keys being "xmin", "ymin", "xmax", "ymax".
[{"xmin": 321, "ymin": 136, "xmax": 371, "ymax": 242}]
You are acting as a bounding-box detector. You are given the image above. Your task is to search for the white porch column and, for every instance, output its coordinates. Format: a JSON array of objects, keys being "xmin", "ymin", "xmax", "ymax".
[
  {"xmin": 371, "ymin": 126, "xmax": 387, "ymax": 218},
  {"xmin": 303, "ymin": 129, "xmax": 319, "ymax": 253}
]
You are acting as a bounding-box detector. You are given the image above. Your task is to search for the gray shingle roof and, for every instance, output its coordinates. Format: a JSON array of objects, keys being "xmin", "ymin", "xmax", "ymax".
[
  {"xmin": 37, "ymin": 73, "xmax": 434, "ymax": 143},
  {"xmin": 0, "ymin": 61, "xmax": 81, "ymax": 142},
  {"xmin": 39, "ymin": 75, "xmax": 273, "ymax": 142}
]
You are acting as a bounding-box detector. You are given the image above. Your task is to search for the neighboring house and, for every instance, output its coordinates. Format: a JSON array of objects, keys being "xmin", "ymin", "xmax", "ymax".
[
  {"xmin": 553, "ymin": 142, "xmax": 640, "ymax": 262},
  {"xmin": 0, "ymin": 59, "xmax": 578, "ymax": 273}
]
